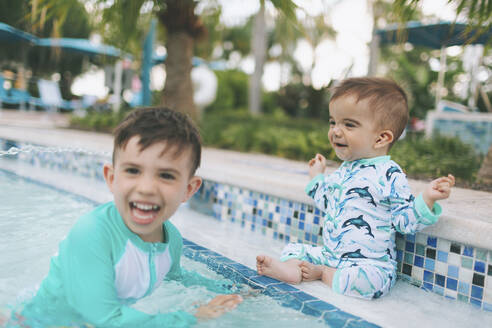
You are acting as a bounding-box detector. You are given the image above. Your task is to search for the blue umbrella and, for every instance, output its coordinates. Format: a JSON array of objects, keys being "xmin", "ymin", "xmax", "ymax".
[
  {"xmin": 36, "ymin": 38, "xmax": 125, "ymax": 58},
  {"xmin": 0, "ymin": 22, "xmax": 38, "ymax": 43},
  {"xmin": 377, "ymin": 21, "xmax": 492, "ymax": 49},
  {"xmin": 376, "ymin": 21, "xmax": 492, "ymax": 108}
]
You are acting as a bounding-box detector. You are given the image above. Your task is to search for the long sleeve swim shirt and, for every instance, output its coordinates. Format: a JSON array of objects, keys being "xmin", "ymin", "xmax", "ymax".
[
  {"xmin": 21, "ymin": 202, "xmax": 223, "ymax": 328},
  {"xmin": 305, "ymin": 155, "xmax": 442, "ymax": 269}
]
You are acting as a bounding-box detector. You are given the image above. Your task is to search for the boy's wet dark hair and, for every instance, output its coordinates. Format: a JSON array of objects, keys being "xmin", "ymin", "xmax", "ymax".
[
  {"xmin": 112, "ymin": 107, "xmax": 202, "ymax": 175},
  {"xmin": 330, "ymin": 77, "xmax": 409, "ymax": 145}
]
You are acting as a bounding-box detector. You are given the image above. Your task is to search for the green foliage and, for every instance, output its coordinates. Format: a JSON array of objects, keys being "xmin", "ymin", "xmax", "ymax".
[
  {"xmin": 200, "ymin": 111, "xmax": 336, "ymax": 162},
  {"xmin": 381, "ymin": 45, "xmax": 467, "ymax": 118},
  {"xmin": 69, "ymin": 110, "xmax": 483, "ymax": 184},
  {"xmin": 390, "ymin": 133, "xmax": 482, "ymax": 182},
  {"xmin": 69, "ymin": 108, "xmax": 131, "ymax": 133},
  {"xmin": 204, "ymin": 70, "xmax": 249, "ymax": 113},
  {"xmin": 275, "ymin": 82, "xmax": 331, "ymax": 120}
]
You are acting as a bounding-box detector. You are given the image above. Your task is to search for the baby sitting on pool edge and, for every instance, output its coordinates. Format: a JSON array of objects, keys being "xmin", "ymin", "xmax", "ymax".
[{"xmin": 257, "ymin": 77, "xmax": 455, "ymax": 299}]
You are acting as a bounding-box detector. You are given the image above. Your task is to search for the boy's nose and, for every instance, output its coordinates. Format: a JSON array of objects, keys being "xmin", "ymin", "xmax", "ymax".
[{"xmin": 136, "ymin": 175, "xmax": 156, "ymax": 194}]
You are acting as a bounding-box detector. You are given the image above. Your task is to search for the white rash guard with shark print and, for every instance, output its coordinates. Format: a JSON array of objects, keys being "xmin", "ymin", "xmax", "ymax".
[{"xmin": 281, "ymin": 155, "xmax": 442, "ymax": 299}]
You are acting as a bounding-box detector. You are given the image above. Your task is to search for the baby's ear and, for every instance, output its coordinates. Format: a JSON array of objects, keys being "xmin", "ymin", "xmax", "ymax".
[
  {"xmin": 374, "ymin": 130, "xmax": 394, "ymax": 149},
  {"xmin": 183, "ymin": 176, "xmax": 202, "ymax": 202}
]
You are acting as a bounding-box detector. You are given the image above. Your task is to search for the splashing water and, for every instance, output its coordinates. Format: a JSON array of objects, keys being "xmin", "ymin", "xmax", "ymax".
[{"xmin": 0, "ymin": 145, "xmax": 111, "ymax": 159}]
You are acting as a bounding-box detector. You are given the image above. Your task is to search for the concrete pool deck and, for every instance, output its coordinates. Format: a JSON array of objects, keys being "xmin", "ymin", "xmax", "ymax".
[
  {"xmin": 1, "ymin": 110, "xmax": 491, "ymax": 251},
  {"xmin": 1, "ymin": 109, "xmax": 492, "ymax": 327}
]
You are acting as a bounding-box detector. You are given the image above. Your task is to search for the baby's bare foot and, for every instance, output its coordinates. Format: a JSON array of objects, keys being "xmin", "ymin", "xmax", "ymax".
[
  {"xmin": 300, "ymin": 261, "xmax": 324, "ymax": 281},
  {"xmin": 256, "ymin": 255, "xmax": 302, "ymax": 284}
]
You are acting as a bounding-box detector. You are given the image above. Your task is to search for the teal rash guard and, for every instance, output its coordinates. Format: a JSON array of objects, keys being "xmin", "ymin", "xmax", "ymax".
[{"xmin": 20, "ymin": 202, "xmax": 230, "ymax": 328}]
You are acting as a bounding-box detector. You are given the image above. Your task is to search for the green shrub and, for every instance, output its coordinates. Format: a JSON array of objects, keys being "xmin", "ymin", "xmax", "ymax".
[
  {"xmin": 70, "ymin": 109, "xmax": 483, "ymax": 186},
  {"xmin": 204, "ymin": 70, "xmax": 249, "ymax": 113},
  {"xmin": 390, "ymin": 133, "xmax": 482, "ymax": 182}
]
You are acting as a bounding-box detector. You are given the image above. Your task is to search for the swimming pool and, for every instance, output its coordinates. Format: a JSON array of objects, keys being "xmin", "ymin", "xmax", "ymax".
[
  {"xmin": 0, "ymin": 159, "xmax": 376, "ymax": 327},
  {"xmin": 1, "ymin": 133, "xmax": 492, "ymax": 328}
]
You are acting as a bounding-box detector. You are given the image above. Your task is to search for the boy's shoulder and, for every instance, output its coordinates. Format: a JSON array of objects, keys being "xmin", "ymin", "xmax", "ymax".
[{"xmin": 70, "ymin": 202, "xmax": 118, "ymax": 238}]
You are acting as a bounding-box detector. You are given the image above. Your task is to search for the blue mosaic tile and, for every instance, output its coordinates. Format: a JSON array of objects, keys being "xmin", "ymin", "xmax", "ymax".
[
  {"xmin": 474, "ymin": 261, "xmax": 486, "ymax": 273},
  {"xmin": 423, "ymin": 270, "xmax": 434, "ymax": 283},
  {"xmin": 292, "ymin": 285, "xmax": 320, "ymax": 304},
  {"xmin": 424, "ymin": 258, "xmax": 435, "ymax": 271},
  {"xmin": 471, "ymin": 286, "xmax": 483, "ymax": 299},
  {"xmin": 271, "ymin": 283, "xmax": 299, "ymax": 292},
  {"xmin": 458, "ymin": 281, "xmax": 470, "ymax": 295},
  {"xmin": 323, "ymin": 309, "xmax": 366, "ymax": 328},
  {"xmin": 422, "ymin": 282, "xmax": 433, "ymax": 291},
  {"xmin": 345, "ymin": 320, "xmax": 381, "ymax": 328},
  {"xmin": 406, "ymin": 234, "xmax": 416, "ymax": 242},
  {"xmin": 434, "ymin": 285, "xmax": 444, "ymax": 296},
  {"xmin": 301, "ymin": 300, "xmax": 337, "ymax": 317},
  {"xmin": 187, "ymin": 178, "xmax": 492, "ymax": 313},
  {"xmin": 446, "ymin": 277, "xmax": 458, "ymax": 291},
  {"xmin": 470, "ymin": 298, "xmax": 482, "ymax": 308},
  {"xmin": 414, "ymin": 255, "xmax": 424, "ymax": 267},
  {"xmin": 435, "ymin": 274, "xmax": 445, "ymax": 287},
  {"xmin": 463, "ymin": 246, "xmax": 474, "ymax": 257},
  {"xmin": 448, "ymin": 265, "xmax": 459, "ymax": 278},
  {"xmin": 437, "ymin": 250, "xmax": 448, "ymax": 263},
  {"xmin": 483, "ymin": 302, "xmax": 492, "ymax": 312},
  {"xmin": 396, "ymin": 250, "xmax": 403, "ymax": 262}
]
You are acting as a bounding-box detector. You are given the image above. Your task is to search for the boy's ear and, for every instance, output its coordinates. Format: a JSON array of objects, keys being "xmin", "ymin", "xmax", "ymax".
[
  {"xmin": 374, "ymin": 130, "xmax": 394, "ymax": 149},
  {"xmin": 103, "ymin": 163, "xmax": 115, "ymax": 193},
  {"xmin": 183, "ymin": 176, "xmax": 202, "ymax": 202}
]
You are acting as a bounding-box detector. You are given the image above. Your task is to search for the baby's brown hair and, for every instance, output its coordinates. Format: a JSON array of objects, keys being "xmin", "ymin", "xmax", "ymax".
[{"xmin": 330, "ymin": 77, "xmax": 408, "ymax": 145}]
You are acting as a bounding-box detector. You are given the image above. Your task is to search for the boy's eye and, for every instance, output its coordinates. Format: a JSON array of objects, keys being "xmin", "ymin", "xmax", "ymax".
[
  {"xmin": 125, "ymin": 168, "xmax": 139, "ymax": 174},
  {"xmin": 345, "ymin": 122, "xmax": 356, "ymax": 128},
  {"xmin": 160, "ymin": 172, "xmax": 175, "ymax": 180},
  {"xmin": 329, "ymin": 120, "xmax": 335, "ymax": 125}
]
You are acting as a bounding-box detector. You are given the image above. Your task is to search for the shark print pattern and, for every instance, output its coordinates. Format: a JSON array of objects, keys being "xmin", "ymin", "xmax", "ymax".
[{"xmin": 280, "ymin": 155, "xmax": 442, "ymax": 299}]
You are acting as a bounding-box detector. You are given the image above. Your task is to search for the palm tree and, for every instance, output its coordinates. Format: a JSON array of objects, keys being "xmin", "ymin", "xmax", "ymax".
[{"xmin": 249, "ymin": 0, "xmax": 297, "ymax": 115}]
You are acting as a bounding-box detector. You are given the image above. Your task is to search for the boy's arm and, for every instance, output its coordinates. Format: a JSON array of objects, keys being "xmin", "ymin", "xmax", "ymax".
[
  {"xmin": 164, "ymin": 223, "xmax": 234, "ymax": 294},
  {"xmin": 389, "ymin": 172, "xmax": 448, "ymax": 234},
  {"xmin": 59, "ymin": 218, "xmax": 197, "ymax": 328},
  {"xmin": 171, "ymin": 269, "xmax": 235, "ymax": 294}
]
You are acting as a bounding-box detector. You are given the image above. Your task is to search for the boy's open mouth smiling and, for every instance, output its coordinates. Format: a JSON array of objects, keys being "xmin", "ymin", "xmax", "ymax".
[
  {"xmin": 130, "ymin": 201, "xmax": 161, "ymax": 225},
  {"xmin": 334, "ymin": 142, "xmax": 347, "ymax": 147}
]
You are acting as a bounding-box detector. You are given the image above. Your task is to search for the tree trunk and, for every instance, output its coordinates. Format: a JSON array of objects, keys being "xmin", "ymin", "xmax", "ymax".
[
  {"xmin": 248, "ymin": 3, "xmax": 267, "ymax": 115},
  {"xmin": 161, "ymin": 31, "xmax": 198, "ymax": 121},
  {"xmin": 477, "ymin": 145, "xmax": 492, "ymax": 185}
]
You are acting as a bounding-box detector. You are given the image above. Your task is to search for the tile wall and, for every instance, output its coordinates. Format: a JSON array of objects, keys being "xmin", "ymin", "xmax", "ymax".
[{"xmin": 191, "ymin": 179, "xmax": 492, "ymax": 312}]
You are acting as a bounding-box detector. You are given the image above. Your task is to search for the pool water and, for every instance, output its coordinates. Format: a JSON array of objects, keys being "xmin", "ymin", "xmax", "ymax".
[{"xmin": 0, "ymin": 170, "xmax": 328, "ymax": 327}]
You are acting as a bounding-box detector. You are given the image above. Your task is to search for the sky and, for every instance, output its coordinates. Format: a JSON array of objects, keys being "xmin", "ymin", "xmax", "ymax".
[{"xmin": 72, "ymin": 0, "xmax": 459, "ymax": 97}]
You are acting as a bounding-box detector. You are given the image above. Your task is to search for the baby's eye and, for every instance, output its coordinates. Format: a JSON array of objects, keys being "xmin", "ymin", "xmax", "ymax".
[
  {"xmin": 160, "ymin": 172, "xmax": 175, "ymax": 180},
  {"xmin": 345, "ymin": 122, "xmax": 356, "ymax": 128},
  {"xmin": 125, "ymin": 168, "xmax": 139, "ymax": 175},
  {"xmin": 329, "ymin": 120, "xmax": 335, "ymax": 125}
]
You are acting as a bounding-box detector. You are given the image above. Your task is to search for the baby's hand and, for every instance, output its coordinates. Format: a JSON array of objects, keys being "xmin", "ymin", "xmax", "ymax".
[
  {"xmin": 423, "ymin": 174, "xmax": 455, "ymax": 208},
  {"xmin": 195, "ymin": 294, "xmax": 243, "ymax": 319},
  {"xmin": 308, "ymin": 153, "xmax": 326, "ymax": 179}
]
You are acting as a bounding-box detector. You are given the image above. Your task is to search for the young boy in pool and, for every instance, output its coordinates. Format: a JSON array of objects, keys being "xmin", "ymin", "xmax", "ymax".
[
  {"xmin": 256, "ymin": 77, "xmax": 455, "ymax": 300},
  {"xmin": 19, "ymin": 107, "xmax": 242, "ymax": 327}
]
